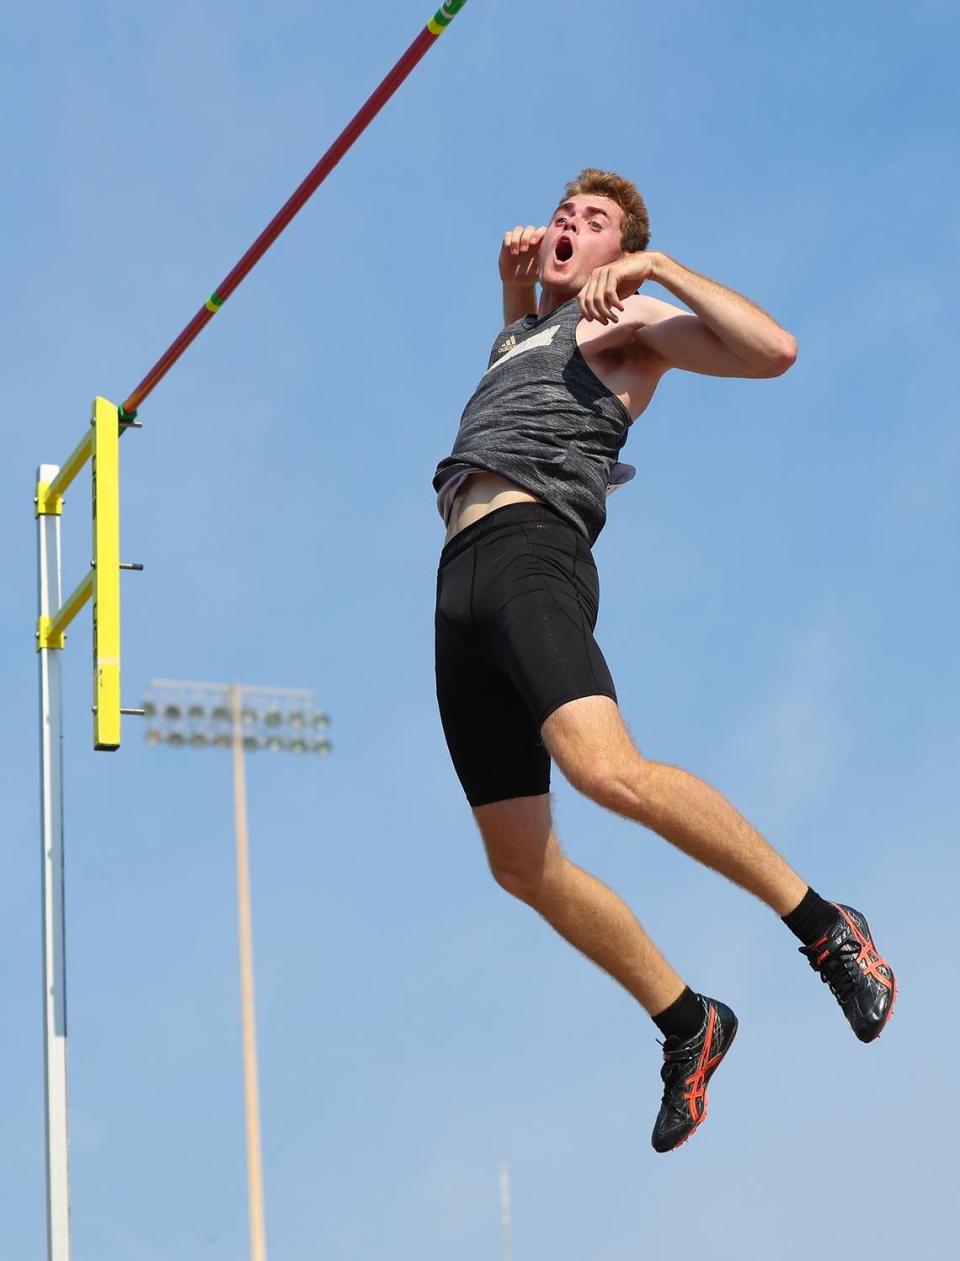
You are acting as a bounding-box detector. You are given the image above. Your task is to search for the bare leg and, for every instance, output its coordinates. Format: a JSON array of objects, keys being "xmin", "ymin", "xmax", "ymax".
[
  {"xmin": 542, "ymin": 696, "xmax": 807, "ymax": 916},
  {"xmin": 475, "ymin": 793, "xmax": 686, "ymax": 1015}
]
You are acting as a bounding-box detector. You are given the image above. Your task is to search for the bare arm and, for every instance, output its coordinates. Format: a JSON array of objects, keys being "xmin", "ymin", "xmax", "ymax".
[
  {"xmin": 499, "ymin": 224, "xmax": 544, "ymax": 325},
  {"xmin": 579, "ymin": 251, "xmax": 797, "ymax": 379}
]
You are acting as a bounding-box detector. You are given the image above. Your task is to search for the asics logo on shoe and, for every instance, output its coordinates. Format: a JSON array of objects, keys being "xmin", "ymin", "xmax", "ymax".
[{"xmin": 682, "ymin": 1004, "xmax": 723, "ymax": 1123}]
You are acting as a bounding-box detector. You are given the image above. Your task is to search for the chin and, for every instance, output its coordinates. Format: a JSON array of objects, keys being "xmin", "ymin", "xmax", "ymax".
[{"xmin": 540, "ymin": 269, "xmax": 580, "ymax": 297}]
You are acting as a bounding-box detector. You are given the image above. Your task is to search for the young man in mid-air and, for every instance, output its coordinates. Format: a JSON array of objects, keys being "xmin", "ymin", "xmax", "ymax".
[{"xmin": 432, "ymin": 170, "xmax": 895, "ymax": 1153}]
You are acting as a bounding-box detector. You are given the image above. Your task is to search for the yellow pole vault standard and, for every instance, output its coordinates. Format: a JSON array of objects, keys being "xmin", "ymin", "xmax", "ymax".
[
  {"xmin": 34, "ymin": 398, "xmax": 140, "ymax": 1261},
  {"xmin": 36, "ymin": 397, "xmax": 133, "ymax": 750},
  {"xmin": 92, "ymin": 397, "xmax": 121, "ymax": 750}
]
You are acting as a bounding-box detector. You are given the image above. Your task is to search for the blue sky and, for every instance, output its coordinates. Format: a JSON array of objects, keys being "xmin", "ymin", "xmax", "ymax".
[{"xmin": 2, "ymin": 2, "xmax": 958, "ymax": 1257}]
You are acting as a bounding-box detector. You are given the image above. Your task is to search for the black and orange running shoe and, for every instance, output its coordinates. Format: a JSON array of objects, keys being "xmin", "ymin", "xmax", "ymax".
[
  {"xmin": 651, "ymin": 996, "xmax": 738, "ymax": 1154},
  {"xmin": 800, "ymin": 903, "xmax": 896, "ymax": 1043}
]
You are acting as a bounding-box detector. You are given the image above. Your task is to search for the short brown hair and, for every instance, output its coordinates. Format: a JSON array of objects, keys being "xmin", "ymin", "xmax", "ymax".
[{"xmin": 562, "ymin": 168, "xmax": 650, "ymax": 252}]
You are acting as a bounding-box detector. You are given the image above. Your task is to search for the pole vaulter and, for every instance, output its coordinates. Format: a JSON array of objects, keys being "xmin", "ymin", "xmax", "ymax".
[{"xmin": 120, "ymin": 0, "xmax": 470, "ymax": 421}]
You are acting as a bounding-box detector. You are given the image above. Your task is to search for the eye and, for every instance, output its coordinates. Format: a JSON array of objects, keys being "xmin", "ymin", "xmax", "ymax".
[
  {"xmin": 555, "ymin": 215, "xmax": 567, "ymax": 225},
  {"xmin": 588, "ymin": 220, "xmax": 602, "ymax": 230}
]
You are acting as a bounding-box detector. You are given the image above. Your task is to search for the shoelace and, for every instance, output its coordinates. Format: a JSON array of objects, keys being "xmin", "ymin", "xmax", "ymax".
[
  {"xmin": 659, "ymin": 1059, "xmax": 682, "ymax": 1099},
  {"xmin": 658, "ymin": 1041, "xmax": 700, "ymax": 1104},
  {"xmin": 816, "ymin": 940, "xmax": 862, "ymax": 1004}
]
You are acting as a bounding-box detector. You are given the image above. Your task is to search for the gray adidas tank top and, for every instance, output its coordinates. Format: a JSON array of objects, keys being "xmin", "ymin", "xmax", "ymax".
[{"xmin": 433, "ymin": 297, "xmax": 636, "ymax": 544}]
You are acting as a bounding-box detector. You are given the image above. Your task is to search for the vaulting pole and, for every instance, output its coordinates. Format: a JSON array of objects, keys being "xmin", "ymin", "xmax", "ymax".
[{"xmin": 119, "ymin": 0, "xmax": 470, "ymax": 421}]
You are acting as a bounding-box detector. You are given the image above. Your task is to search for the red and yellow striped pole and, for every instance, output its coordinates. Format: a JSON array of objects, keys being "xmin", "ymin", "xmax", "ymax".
[{"xmin": 119, "ymin": 1, "xmax": 469, "ymax": 421}]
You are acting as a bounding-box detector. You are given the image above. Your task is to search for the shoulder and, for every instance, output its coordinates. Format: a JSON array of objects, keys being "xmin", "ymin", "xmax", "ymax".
[
  {"xmin": 576, "ymin": 294, "xmax": 685, "ymax": 364},
  {"xmin": 613, "ymin": 294, "xmax": 692, "ymax": 370},
  {"xmin": 504, "ymin": 312, "xmax": 537, "ymax": 335},
  {"xmin": 618, "ymin": 293, "xmax": 687, "ymax": 329}
]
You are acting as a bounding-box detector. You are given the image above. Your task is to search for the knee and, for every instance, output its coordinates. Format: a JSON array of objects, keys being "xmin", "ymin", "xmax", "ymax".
[
  {"xmin": 488, "ymin": 855, "xmax": 548, "ymax": 905},
  {"xmin": 486, "ymin": 844, "xmax": 564, "ymax": 907},
  {"xmin": 568, "ymin": 753, "xmax": 650, "ymax": 818},
  {"xmin": 474, "ymin": 797, "xmax": 562, "ymax": 906}
]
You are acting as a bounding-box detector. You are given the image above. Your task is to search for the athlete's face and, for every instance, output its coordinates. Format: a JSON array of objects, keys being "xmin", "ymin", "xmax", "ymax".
[{"xmin": 538, "ymin": 194, "xmax": 626, "ymax": 294}]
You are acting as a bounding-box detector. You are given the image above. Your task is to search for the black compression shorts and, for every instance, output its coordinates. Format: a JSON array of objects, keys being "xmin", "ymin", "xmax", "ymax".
[{"xmin": 435, "ymin": 502, "xmax": 618, "ymax": 807}]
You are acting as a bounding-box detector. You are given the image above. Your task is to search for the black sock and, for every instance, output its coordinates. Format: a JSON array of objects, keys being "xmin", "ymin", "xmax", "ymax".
[
  {"xmin": 782, "ymin": 887, "xmax": 840, "ymax": 946},
  {"xmin": 653, "ymin": 987, "xmax": 705, "ymax": 1043}
]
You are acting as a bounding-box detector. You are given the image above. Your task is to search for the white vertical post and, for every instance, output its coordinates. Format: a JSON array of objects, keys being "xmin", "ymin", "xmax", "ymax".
[
  {"xmin": 230, "ymin": 683, "xmax": 268, "ymax": 1261},
  {"xmin": 36, "ymin": 462, "xmax": 72, "ymax": 1261},
  {"xmin": 500, "ymin": 1162, "xmax": 512, "ymax": 1261}
]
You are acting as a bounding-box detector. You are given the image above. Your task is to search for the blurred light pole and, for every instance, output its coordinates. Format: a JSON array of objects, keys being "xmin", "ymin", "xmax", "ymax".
[{"xmin": 142, "ymin": 679, "xmax": 331, "ymax": 1261}]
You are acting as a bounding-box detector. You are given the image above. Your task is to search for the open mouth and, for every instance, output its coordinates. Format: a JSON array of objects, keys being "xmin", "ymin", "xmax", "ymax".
[{"xmin": 554, "ymin": 235, "xmax": 574, "ymax": 263}]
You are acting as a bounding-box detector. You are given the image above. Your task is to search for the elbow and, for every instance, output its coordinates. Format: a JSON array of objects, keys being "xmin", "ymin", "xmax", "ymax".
[
  {"xmin": 741, "ymin": 332, "xmax": 798, "ymax": 378},
  {"xmin": 762, "ymin": 332, "xmax": 798, "ymax": 377}
]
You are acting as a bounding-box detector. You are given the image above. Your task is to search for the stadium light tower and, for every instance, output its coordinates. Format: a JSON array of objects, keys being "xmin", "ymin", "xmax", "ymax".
[{"xmin": 142, "ymin": 679, "xmax": 331, "ymax": 1261}]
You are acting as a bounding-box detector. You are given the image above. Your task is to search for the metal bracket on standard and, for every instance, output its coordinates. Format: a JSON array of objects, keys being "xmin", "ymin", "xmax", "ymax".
[
  {"xmin": 36, "ymin": 615, "xmax": 65, "ymax": 651},
  {"xmin": 35, "ymin": 480, "xmax": 64, "ymax": 517}
]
